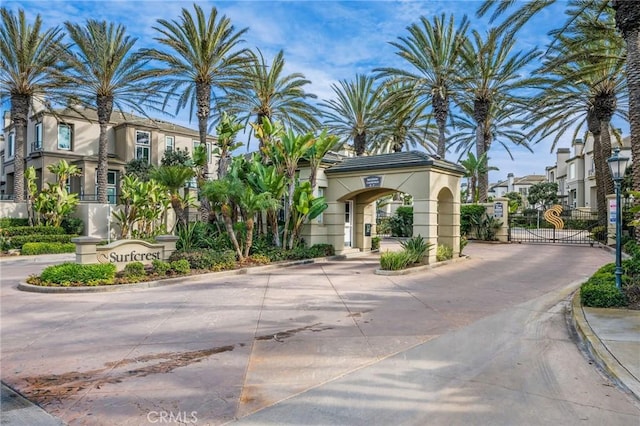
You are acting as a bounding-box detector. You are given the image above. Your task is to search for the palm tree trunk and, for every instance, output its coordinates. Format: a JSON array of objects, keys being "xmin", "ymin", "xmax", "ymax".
[
  {"xmin": 244, "ymin": 218, "xmax": 254, "ymax": 258},
  {"xmin": 96, "ymin": 95, "xmax": 114, "ymax": 204},
  {"xmin": 223, "ymin": 213, "xmax": 243, "ymax": 260},
  {"xmin": 474, "ymin": 99, "xmax": 490, "ymax": 203},
  {"xmin": 268, "ymin": 209, "xmax": 281, "ymax": 247},
  {"xmin": 433, "ymin": 92, "xmax": 448, "ymax": 159},
  {"xmin": 354, "ymin": 132, "xmax": 367, "ymax": 156},
  {"xmin": 588, "ymin": 110, "xmax": 607, "ymax": 226},
  {"xmin": 612, "ymin": 0, "xmax": 640, "ymax": 241},
  {"xmin": 196, "ymin": 81, "xmax": 212, "ymax": 221},
  {"xmin": 10, "ymin": 94, "xmax": 29, "ymax": 203}
]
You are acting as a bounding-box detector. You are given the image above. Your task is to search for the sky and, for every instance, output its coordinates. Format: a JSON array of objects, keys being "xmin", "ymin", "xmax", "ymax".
[{"xmin": 2, "ymin": 0, "xmax": 631, "ymax": 184}]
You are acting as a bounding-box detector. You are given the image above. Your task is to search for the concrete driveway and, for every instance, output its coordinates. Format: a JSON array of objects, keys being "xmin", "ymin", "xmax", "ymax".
[{"xmin": 1, "ymin": 243, "xmax": 638, "ymax": 425}]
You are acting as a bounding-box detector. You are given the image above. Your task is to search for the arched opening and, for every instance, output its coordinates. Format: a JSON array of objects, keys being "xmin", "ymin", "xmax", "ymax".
[{"xmin": 437, "ymin": 187, "xmax": 457, "ymax": 254}]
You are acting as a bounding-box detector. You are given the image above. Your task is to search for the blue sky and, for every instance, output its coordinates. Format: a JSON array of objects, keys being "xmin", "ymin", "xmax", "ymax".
[{"xmin": 3, "ymin": 0, "xmax": 630, "ymax": 183}]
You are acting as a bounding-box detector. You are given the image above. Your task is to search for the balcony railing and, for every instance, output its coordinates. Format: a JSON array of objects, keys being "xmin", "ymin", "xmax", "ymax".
[{"xmin": 30, "ymin": 141, "xmax": 43, "ymax": 152}]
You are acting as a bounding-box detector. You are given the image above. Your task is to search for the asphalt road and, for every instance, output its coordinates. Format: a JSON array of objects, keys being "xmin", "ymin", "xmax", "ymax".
[{"xmin": 0, "ymin": 244, "xmax": 638, "ymax": 425}]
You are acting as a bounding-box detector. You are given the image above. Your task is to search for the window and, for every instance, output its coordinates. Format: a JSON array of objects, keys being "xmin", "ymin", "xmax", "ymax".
[
  {"xmin": 34, "ymin": 122, "xmax": 42, "ymax": 150},
  {"xmin": 192, "ymin": 140, "xmax": 211, "ymax": 162},
  {"xmin": 569, "ymin": 163, "xmax": 576, "ymax": 180},
  {"xmin": 107, "ymin": 170, "xmax": 117, "ymax": 204},
  {"xmin": 58, "ymin": 123, "xmax": 72, "ymax": 150},
  {"xmin": 165, "ymin": 135, "xmax": 174, "ymax": 152},
  {"xmin": 7, "ymin": 132, "xmax": 14, "ymax": 157},
  {"xmin": 136, "ymin": 130, "xmax": 151, "ymax": 163}
]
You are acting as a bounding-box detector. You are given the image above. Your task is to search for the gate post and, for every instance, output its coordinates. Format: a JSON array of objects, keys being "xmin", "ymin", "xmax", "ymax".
[{"xmin": 492, "ymin": 198, "xmax": 509, "ymax": 242}]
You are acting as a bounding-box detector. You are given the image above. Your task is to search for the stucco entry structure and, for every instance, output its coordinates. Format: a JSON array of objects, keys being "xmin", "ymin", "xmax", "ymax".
[{"xmin": 300, "ymin": 151, "xmax": 464, "ymax": 265}]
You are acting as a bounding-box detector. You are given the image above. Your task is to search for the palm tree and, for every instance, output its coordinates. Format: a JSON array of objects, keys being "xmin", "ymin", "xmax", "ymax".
[
  {"xmin": 221, "ymin": 49, "xmax": 321, "ymax": 149},
  {"xmin": 304, "ymin": 130, "xmax": 339, "ymax": 191},
  {"xmin": 372, "ymin": 81, "xmax": 437, "ymax": 154},
  {"xmin": 321, "ymin": 74, "xmax": 385, "ymax": 156},
  {"xmin": 214, "ymin": 112, "xmax": 244, "ymax": 178},
  {"xmin": 62, "ymin": 19, "xmax": 158, "ymax": 204},
  {"xmin": 0, "ymin": 8, "xmax": 66, "ymax": 202},
  {"xmin": 478, "ymin": 0, "xmax": 639, "ymax": 193},
  {"xmin": 375, "ymin": 14, "xmax": 470, "ymax": 159},
  {"xmin": 460, "ymin": 152, "xmax": 498, "ymax": 203},
  {"xmin": 149, "ymin": 165, "xmax": 195, "ymax": 228},
  {"xmin": 527, "ymin": 7, "xmax": 627, "ymax": 224},
  {"xmin": 455, "ymin": 28, "xmax": 543, "ymax": 202},
  {"xmin": 143, "ymin": 4, "xmax": 250, "ymax": 181}
]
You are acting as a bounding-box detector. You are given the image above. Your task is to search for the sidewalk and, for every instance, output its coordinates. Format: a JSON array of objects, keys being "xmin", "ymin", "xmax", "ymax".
[{"xmin": 572, "ymin": 294, "xmax": 640, "ymax": 401}]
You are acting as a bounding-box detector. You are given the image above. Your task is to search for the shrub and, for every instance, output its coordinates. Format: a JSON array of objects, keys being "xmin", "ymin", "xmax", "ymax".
[
  {"xmin": 152, "ymin": 260, "xmax": 171, "ymax": 276},
  {"xmin": 8, "ymin": 234, "xmax": 78, "ymax": 249},
  {"xmin": 376, "ymin": 217, "xmax": 391, "ymax": 235},
  {"xmin": 380, "ymin": 250, "xmax": 413, "ymax": 271},
  {"xmin": 169, "ymin": 249, "xmax": 237, "ymax": 270},
  {"xmin": 2, "ymin": 226, "xmax": 65, "ymax": 237},
  {"xmin": 170, "ymin": 259, "xmax": 191, "ymax": 275},
  {"xmin": 581, "ymin": 281, "xmax": 627, "ymax": 308},
  {"xmin": 590, "ymin": 225, "xmax": 607, "ymax": 242},
  {"xmin": 400, "ymin": 235, "xmax": 432, "ymax": 264},
  {"xmin": 21, "ymin": 242, "xmax": 75, "ymax": 255},
  {"xmin": 371, "ymin": 236, "xmax": 381, "ymax": 250},
  {"xmin": 460, "ymin": 236, "xmax": 468, "ymax": 256},
  {"xmin": 39, "ymin": 262, "xmax": 116, "ymax": 286},
  {"xmin": 0, "ymin": 218, "xmax": 29, "ymax": 227},
  {"xmin": 123, "ymin": 262, "xmax": 146, "ymax": 278},
  {"xmin": 436, "ymin": 245, "xmax": 453, "ymax": 262},
  {"xmin": 309, "ymin": 244, "xmax": 335, "ymax": 257},
  {"xmin": 460, "ymin": 204, "xmax": 486, "ymax": 236},
  {"xmin": 389, "ymin": 206, "xmax": 413, "ymax": 237},
  {"xmin": 249, "ymin": 254, "xmax": 271, "ymax": 265},
  {"xmin": 61, "ymin": 217, "xmax": 84, "ymax": 235},
  {"xmin": 624, "ymin": 239, "xmax": 640, "ymax": 256},
  {"xmin": 622, "ymin": 283, "xmax": 640, "ymax": 308}
]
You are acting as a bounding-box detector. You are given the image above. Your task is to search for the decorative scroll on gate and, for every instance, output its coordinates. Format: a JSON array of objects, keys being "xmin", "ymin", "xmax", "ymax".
[{"xmin": 543, "ymin": 205, "xmax": 564, "ymax": 229}]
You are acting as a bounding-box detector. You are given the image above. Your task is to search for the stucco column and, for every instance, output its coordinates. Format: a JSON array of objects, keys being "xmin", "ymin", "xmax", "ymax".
[
  {"xmin": 413, "ymin": 197, "xmax": 438, "ymax": 264},
  {"xmin": 493, "ymin": 197, "xmax": 509, "ymax": 242},
  {"xmin": 323, "ymin": 201, "xmax": 346, "ymax": 254},
  {"xmin": 71, "ymin": 236, "xmax": 102, "ymax": 265},
  {"xmin": 155, "ymin": 235, "xmax": 179, "ymax": 260},
  {"xmin": 354, "ymin": 200, "xmax": 375, "ymax": 251}
]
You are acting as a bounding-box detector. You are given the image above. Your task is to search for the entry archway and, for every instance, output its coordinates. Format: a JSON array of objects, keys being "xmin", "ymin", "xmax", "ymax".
[{"xmin": 300, "ymin": 151, "xmax": 464, "ymax": 264}]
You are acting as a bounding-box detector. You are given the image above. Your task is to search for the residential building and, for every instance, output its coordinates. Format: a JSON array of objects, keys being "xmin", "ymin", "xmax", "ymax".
[
  {"xmin": 488, "ymin": 173, "xmax": 547, "ymax": 207},
  {"xmin": 545, "ymin": 134, "xmax": 631, "ymax": 211},
  {"xmin": 0, "ymin": 106, "xmax": 217, "ymax": 202}
]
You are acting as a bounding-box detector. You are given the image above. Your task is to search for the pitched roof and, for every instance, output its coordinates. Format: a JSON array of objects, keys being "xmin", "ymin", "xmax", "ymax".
[{"xmin": 325, "ymin": 151, "xmax": 465, "ymax": 175}]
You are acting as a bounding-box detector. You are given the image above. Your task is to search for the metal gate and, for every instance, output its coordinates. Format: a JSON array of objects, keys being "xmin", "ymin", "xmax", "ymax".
[{"xmin": 508, "ymin": 206, "xmax": 605, "ymax": 245}]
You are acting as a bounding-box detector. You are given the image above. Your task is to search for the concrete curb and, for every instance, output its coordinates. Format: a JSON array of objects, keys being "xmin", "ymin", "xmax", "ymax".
[
  {"xmin": 374, "ymin": 255, "xmax": 469, "ymax": 276},
  {"xmin": 1, "ymin": 382, "xmax": 63, "ymax": 425},
  {"xmin": 570, "ymin": 291, "xmax": 640, "ymax": 401},
  {"xmin": 16, "ymin": 250, "xmax": 374, "ymax": 294}
]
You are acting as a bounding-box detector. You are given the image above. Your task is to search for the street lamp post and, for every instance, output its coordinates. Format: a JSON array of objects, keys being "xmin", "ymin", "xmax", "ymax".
[{"xmin": 607, "ymin": 148, "xmax": 629, "ymax": 290}]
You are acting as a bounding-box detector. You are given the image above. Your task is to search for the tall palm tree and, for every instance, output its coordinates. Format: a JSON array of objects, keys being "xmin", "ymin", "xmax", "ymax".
[
  {"xmin": 143, "ymin": 4, "xmax": 250, "ymax": 181},
  {"xmin": 0, "ymin": 8, "xmax": 65, "ymax": 202},
  {"xmin": 149, "ymin": 165, "xmax": 195, "ymax": 228},
  {"xmin": 372, "ymin": 81, "xmax": 437, "ymax": 154},
  {"xmin": 375, "ymin": 14, "xmax": 470, "ymax": 159},
  {"xmin": 62, "ymin": 19, "xmax": 158, "ymax": 203},
  {"xmin": 527, "ymin": 7, "xmax": 627, "ymax": 224},
  {"xmin": 455, "ymin": 28, "xmax": 543, "ymax": 202},
  {"xmin": 478, "ymin": 0, "xmax": 640, "ymax": 193},
  {"xmin": 221, "ymin": 49, "xmax": 321, "ymax": 149},
  {"xmin": 321, "ymin": 74, "xmax": 385, "ymax": 156}
]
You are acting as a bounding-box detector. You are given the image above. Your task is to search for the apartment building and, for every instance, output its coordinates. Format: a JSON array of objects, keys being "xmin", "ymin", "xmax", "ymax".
[
  {"xmin": 1, "ymin": 106, "xmax": 217, "ymax": 203},
  {"xmin": 545, "ymin": 134, "xmax": 631, "ymax": 210},
  {"xmin": 488, "ymin": 173, "xmax": 547, "ymax": 207}
]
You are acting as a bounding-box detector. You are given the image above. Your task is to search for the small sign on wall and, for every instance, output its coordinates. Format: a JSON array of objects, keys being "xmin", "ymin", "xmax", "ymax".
[
  {"xmin": 363, "ymin": 175, "xmax": 382, "ymax": 188},
  {"xmin": 493, "ymin": 202, "xmax": 503, "ymax": 218}
]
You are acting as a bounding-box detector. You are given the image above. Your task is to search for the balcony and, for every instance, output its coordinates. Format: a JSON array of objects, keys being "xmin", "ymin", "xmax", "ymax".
[
  {"xmin": 587, "ymin": 169, "xmax": 595, "ymax": 180},
  {"xmin": 30, "ymin": 141, "xmax": 43, "ymax": 154}
]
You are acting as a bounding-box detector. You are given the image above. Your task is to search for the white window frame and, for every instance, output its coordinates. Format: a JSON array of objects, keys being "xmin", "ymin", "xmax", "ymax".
[
  {"xmin": 165, "ymin": 135, "xmax": 174, "ymax": 152},
  {"xmin": 316, "ymin": 187, "xmax": 325, "ymax": 224},
  {"xmin": 7, "ymin": 132, "xmax": 15, "ymax": 158},
  {"xmin": 136, "ymin": 130, "xmax": 151, "ymax": 164},
  {"xmin": 34, "ymin": 122, "xmax": 43, "ymax": 150},
  {"xmin": 58, "ymin": 123, "xmax": 72, "ymax": 150},
  {"xmin": 569, "ymin": 163, "xmax": 576, "ymax": 180}
]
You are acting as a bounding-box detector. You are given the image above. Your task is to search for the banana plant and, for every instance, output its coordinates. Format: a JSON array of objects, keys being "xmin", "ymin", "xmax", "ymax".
[
  {"xmin": 247, "ymin": 161, "xmax": 285, "ymax": 247},
  {"xmin": 304, "ymin": 130, "xmax": 339, "ymax": 191},
  {"xmin": 288, "ymin": 181, "xmax": 328, "ymax": 249},
  {"xmin": 214, "ymin": 112, "xmax": 244, "ymax": 178}
]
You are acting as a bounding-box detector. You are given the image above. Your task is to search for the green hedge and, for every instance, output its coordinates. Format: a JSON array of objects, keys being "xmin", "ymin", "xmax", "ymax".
[
  {"xmin": 21, "ymin": 242, "xmax": 76, "ymax": 255},
  {"xmin": 9, "ymin": 234, "xmax": 78, "ymax": 249},
  {"xmin": 581, "ymin": 281, "xmax": 627, "ymax": 308},
  {"xmin": 39, "ymin": 262, "xmax": 116, "ymax": 286},
  {"xmin": 169, "ymin": 249, "xmax": 237, "ymax": 270},
  {"xmin": 461, "ymin": 204, "xmax": 486, "ymax": 236},
  {"xmin": 0, "ymin": 218, "xmax": 29, "ymax": 227},
  {"xmin": 2, "ymin": 226, "xmax": 65, "ymax": 237}
]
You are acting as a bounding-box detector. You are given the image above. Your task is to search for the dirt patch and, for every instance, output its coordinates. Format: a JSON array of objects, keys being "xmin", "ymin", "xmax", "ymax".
[{"xmin": 255, "ymin": 323, "xmax": 334, "ymax": 342}]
